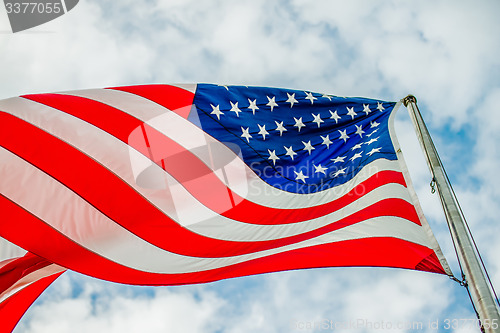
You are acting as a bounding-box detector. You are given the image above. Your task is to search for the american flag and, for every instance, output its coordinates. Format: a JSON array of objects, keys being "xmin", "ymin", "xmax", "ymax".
[{"xmin": 0, "ymin": 84, "xmax": 450, "ymax": 330}]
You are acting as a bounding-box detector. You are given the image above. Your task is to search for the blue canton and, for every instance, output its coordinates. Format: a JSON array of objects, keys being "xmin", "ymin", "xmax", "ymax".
[{"xmin": 190, "ymin": 84, "xmax": 397, "ymax": 194}]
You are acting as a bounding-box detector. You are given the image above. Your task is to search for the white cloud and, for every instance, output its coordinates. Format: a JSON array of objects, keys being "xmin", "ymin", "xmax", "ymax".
[
  {"xmin": 17, "ymin": 274, "xmax": 225, "ymax": 333},
  {"xmin": 19, "ymin": 268, "xmax": 464, "ymax": 333}
]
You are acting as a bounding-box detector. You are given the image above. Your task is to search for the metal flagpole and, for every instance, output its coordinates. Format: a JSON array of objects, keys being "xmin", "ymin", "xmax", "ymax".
[{"xmin": 403, "ymin": 95, "xmax": 500, "ymax": 333}]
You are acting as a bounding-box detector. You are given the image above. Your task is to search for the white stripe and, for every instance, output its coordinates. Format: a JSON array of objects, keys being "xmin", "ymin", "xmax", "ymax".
[
  {"xmin": 58, "ymin": 85, "xmax": 196, "ymax": 122},
  {"xmin": 0, "ymin": 147, "xmax": 433, "ymax": 274},
  {"xmin": 58, "ymin": 89, "xmax": 405, "ymax": 209},
  {"xmin": 0, "ymin": 237, "xmax": 26, "ymax": 263},
  {"xmin": 0, "ymin": 96, "xmax": 408, "ymax": 241},
  {"xmin": 187, "ymin": 182, "xmax": 412, "ymax": 241},
  {"xmin": 0, "ymin": 263, "xmax": 65, "ymax": 304},
  {"xmin": 169, "ymin": 83, "xmax": 197, "ymax": 94}
]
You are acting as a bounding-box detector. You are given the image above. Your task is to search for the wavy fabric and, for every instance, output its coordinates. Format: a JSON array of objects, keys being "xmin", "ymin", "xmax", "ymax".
[{"xmin": 0, "ymin": 84, "xmax": 450, "ymax": 332}]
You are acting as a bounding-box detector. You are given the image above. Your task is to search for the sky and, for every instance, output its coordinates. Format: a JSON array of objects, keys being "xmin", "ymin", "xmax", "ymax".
[{"xmin": 1, "ymin": 0, "xmax": 500, "ymax": 332}]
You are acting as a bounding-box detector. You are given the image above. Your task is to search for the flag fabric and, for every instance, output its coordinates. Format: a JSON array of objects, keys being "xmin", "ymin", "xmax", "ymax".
[
  {"xmin": 0, "ymin": 238, "xmax": 65, "ymax": 332},
  {"xmin": 0, "ymin": 84, "xmax": 450, "ymax": 330}
]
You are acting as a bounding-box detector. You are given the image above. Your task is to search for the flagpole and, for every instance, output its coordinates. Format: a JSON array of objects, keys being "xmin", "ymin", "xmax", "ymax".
[{"xmin": 403, "ymin": 95, "xmax": 500, "ymax": 333}]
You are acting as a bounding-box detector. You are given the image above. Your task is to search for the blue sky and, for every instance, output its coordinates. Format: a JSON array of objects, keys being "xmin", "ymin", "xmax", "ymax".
[{"xmin": 1, "ymin": 1, "xmax": 500, "ymax": 332}]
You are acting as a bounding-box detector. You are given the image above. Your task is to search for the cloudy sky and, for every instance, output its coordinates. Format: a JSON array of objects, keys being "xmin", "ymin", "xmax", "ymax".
[{"xmin": 1, "ymin": 0, "xmax": 500, "ymax": 332}]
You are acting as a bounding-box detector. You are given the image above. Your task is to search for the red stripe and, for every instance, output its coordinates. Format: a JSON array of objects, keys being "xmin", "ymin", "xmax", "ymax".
[
  {"xmin": 0, "ymin": 253, "xmax": 53, "ymax": 295},
  {"xmin": 0, "ymin": 271, "xmax": 62, "ymax": 333},
  {"xmin": 22, "ymin": 92, "xmax": 256, "ymax": 221},
  {"xmin": 21, "ymin": 94, "xmax": 154, "ymax": 146},
  {"xmin": 20, "ymin": 93, "xmax": 410, "ymax": 226},
  {"xmin": 223, "ymin": 171, "xmax": 413, "ymax": 225},
  {"xmin": 0, "ymin": 112, "xmax": 418, "ymax": 258},
  {"xmin": 108, "ymin": 85, "xmax": 195, "ymax": 119},
  {"xmin": 0, "ymin": 194, "xmax": 444, "ymax": 290}
]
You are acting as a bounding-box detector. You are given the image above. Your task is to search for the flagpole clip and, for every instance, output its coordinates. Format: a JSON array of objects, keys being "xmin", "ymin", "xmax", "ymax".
[
  {"xmin": 450, "ymin": 275, "xmax": 468, "ymax": 287},
  {"xmin": 430, "ymin": 177, "xmax": 436, "ymax": 194}
]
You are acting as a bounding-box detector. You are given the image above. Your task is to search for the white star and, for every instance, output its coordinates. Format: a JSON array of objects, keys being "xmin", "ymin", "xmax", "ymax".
[
  {"xmin": 257, "ymin": 124, "xmax": 269, "ymax": 140},
  {"xmin": 294, "ymin": 117, "xmax": 306, "ymax": 132},
  {"xmin": 350, "ymin": 152, "xmax": 362, "ymax": 162},
  {"xmin": 312, "ymin": 113, "xmax": 324, "ymax": 128},
  {"xmin": 241, "ymin": 127, "xmax": 252, "ymax": 143},
  {"xmin": 305, "ymin": 91, "xmax": 317, "ymax": 104},
  {"xmin": 229, "ymin": 101, "xmax": 241, "ymax": 117},
  {"xmin": 370, "ymin": 121, "xmax": 380, "ymax": 128},
  {"xmin": 333, "ymin": 168, "xmax": 346, "ymax": 177},
  {"xmin": 346, "ymin": 107, "xmax": 357, "ymax": 119},
  {"xmin": 302, "ymin": 140, "xmax": 315, "ymax": 155},
  {"xmin": 363, "ymin": 104, "xmax": 372, "ymax": 115},
  {"xmin": 322, "ymin": 94, "xmax": 333, "ymax": 101},
  {"xmin": 284, "ymin": 146, "xmax": 297, "ymax": 160},
  {"xmin": 218, "ymin": 84, "xmax": 230, "ymax": 90},
  {"xmin": 377, "ymin": 102, "xmax": 385, "ymax": 112},
  {"xmin": 329, "ymin": 110, "xmax": 341, "ymax": 123},
  {"xmin": 275, "ymin": 121, "xmax": 287, "ymax": 136},
  {"xmin": 268, "ymin": 149, "xmax": 280, "ymax": 165},
  {"xmin": 210, "ymin": 104, "xmax": 224, "ymax": 120},
  {"xmin": 338, "ymin": 129, "xmax": 349, "ymax": 143},
  {"xmin": 355, "ymin": 124, "xmax": 365, "ymax": 137},
  {"xmin": 368, "ymin": 147, "xmax": 382, "ymax": 156},
  {"xmin": 248, "ymin": 98, "xmax": 259, "ymax": 115},
  {"xmin": 294, "ymin": 170, "xmax": 309, "ymax": 183},
  {"xmin": 320, "ymin": 135, "xmax": 333, "ymax": 149},
  {"xmin": 331, "ymin": 156, "xmax": 346, "ymax": 163},
  {"xmin": 266, "ymin": 96, "xmax": 278, "ymax": 112},
  {"xmin": 365, "ymin": 137, "xmax": 379, "ymax": 145},
  {"xmin": 313, "ymin": 164, "xmax": 328, "ymax": 175},
  {"xmin": 366, "ymin": 129, "xmax": 379, "ymax": 137},
  {"xmin": 286, "ymin": 93, "xmax": 298, "ymax": 107},
  {"xmin": 351, "ymin": 143, "xmax": 363, "ymax": 151}
]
